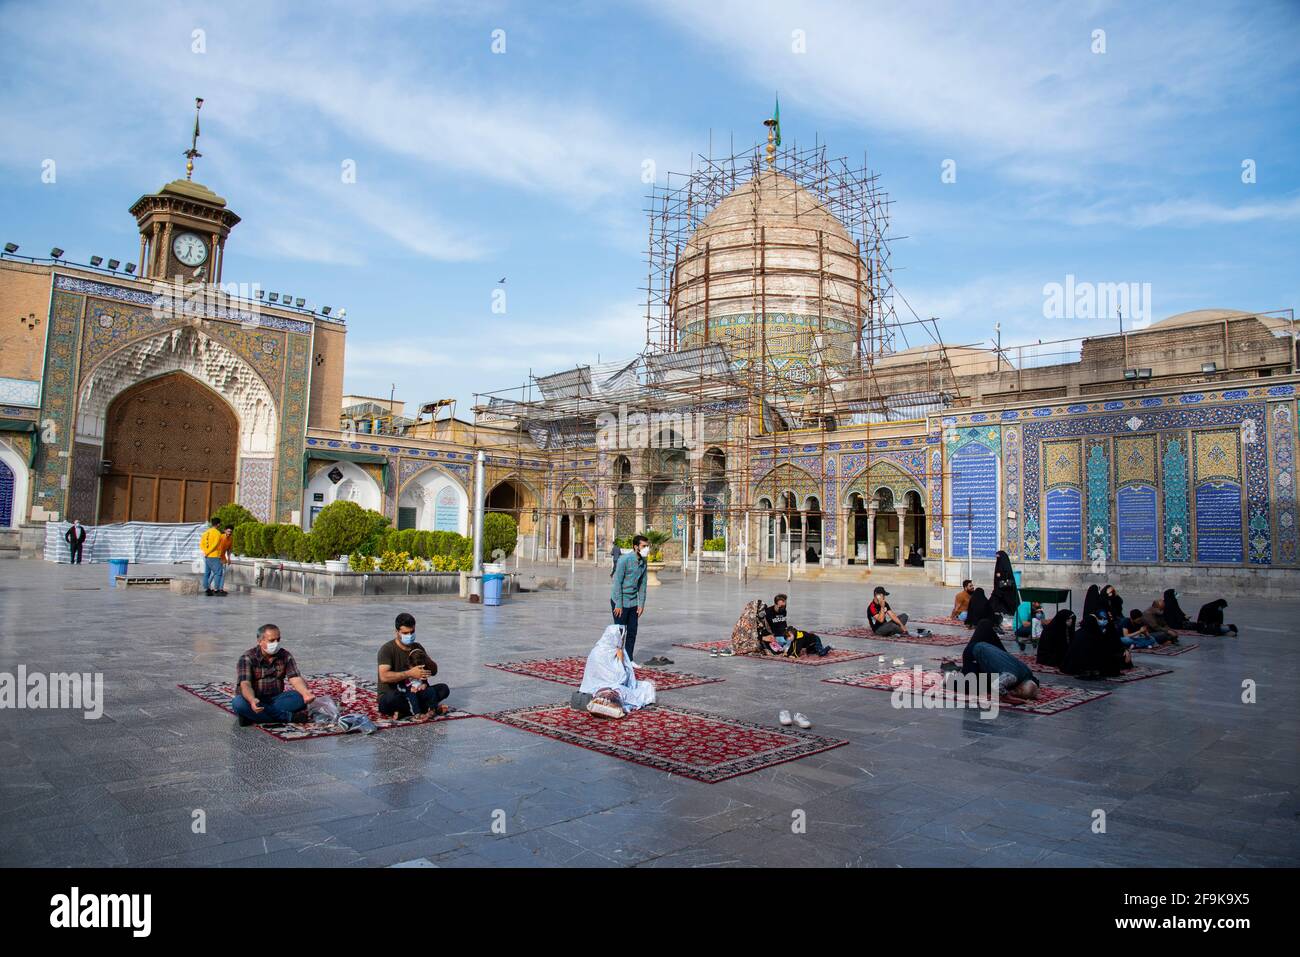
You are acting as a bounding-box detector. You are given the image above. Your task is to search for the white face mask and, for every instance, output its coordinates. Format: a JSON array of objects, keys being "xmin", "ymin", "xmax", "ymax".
[
  {"xmin": 263, "ymin": 640, "xmax": 280, "ymax": 654},
  {"xmin": 639, "ymin": 546, "xmax": 650, "ymax": 558}
]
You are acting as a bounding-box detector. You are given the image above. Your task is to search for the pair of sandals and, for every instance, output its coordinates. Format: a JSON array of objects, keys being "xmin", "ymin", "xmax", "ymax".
[
  {"xmin": 709, "ymin": 646, "xmax": 736, "ymax": 657},
  {"xmin": 778, "ymin": 710, "xmax": 812, "ymax": 729},
  {"xmin": 640, "ymin": 655, "xmax": 673, "ymax": 667}
]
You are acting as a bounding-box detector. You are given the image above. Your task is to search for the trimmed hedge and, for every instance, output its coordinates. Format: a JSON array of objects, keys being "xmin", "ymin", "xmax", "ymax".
[
  {"xmin": 231, "ymin": 504, "xmax": 475, "ymax": 566},
  {"xmin": 214, "ymin": 502, "xmax": 258, "ymax": 530}
]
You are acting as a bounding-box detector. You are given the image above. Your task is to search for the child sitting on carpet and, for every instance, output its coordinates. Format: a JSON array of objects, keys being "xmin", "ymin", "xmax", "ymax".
[{"xmin": 396, "ymin": 648, "xmax": 435, "ymax": 715}]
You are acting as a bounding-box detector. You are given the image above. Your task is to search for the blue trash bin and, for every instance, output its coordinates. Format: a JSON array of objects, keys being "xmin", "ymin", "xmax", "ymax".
[
  {"xmin": 109, "ymin": 558, "xmax": 129, "ymax": 585},
  {"xmin": 482, "ymin": 573, "xmax": 504, "ymax": 606}
]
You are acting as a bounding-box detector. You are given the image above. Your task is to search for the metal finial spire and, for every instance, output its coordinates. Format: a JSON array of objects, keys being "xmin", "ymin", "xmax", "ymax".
[
  {"xmin": 762, "ymin": 95, "xmax": 781, "ymax": 170},
  {"xmin": 184, "ymin": 97, "xmax": 204, "ymax": 180}
]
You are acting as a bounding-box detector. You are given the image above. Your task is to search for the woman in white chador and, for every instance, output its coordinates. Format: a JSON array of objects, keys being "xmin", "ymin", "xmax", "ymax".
[{"xmin": 578, "ymin": 624, "xmax": 656, "ymax": 716}]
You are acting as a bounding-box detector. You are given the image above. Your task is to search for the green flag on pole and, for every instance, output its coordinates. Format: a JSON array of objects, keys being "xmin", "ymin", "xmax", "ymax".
[{"xmin": 773, "ymin": 95, "xmax": 781, "ymax": 146}]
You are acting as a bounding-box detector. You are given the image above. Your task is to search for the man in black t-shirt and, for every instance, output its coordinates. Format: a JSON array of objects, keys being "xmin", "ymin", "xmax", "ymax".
[
  {"xmin": 377, "ymin": 611, "xmax": 451, "ymax": 718},
  {"xmin": 867, "ymin": 586, "xmax": 914, "ymax": 637},
  {"xmin": 764, "ymin": 593, "xmax": 832, "ymax": 657}
]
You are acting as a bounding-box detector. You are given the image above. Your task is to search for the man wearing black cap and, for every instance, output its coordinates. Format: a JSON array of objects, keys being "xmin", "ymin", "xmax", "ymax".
[{"xmin": 867, "ymin": 585, "xmax": 913, "ymax": 637}]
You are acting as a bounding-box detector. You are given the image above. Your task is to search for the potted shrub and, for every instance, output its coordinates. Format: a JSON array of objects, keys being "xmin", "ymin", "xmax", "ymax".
[{"xmin": 642, "ymin": 529, "xmax": 672, "ymax": 587}]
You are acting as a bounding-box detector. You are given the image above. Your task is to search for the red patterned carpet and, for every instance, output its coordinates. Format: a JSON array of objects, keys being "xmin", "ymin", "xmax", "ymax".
[
  {"xmin": 939, "ymin": 654, "xmax": 1173, "ymax": 684},
  {"xmin": 910, "ymin": 615, "xmax": 965, "ymax": 627},
  {"xmin": 822, "ymin": 668, "xmax": 1111, "ymax": 715},
  {"xmin": 818, "ymin": 626, "xmax": 969, "ymax": 646},
  {"xmin": 483, "ymin": 702, "xmax": 848, "ymax": 783},
  {"xmin": 672, "ymin": 640, "xmax": 873, "ymax": 666},
  {"xmin": 485, "ymin": 656, "xmax": 722, "ymax": 691},
  {"xmin": 179, "ymin": 673, "xmax": 473, "ymax": 740}
]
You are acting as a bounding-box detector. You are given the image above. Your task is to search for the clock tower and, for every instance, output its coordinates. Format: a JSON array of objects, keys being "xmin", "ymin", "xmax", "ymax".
[{"xmin": 128, "ymin": 98, "xmax": 240, "ymax": 283}]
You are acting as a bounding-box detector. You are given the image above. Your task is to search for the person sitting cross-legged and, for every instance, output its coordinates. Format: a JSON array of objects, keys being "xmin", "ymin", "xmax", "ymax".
[
  {"xmin": 951, "ymin": 579, "xmax": 975, "ymax": 622},
  {"xmin": 1141, "ymin": 598, "xmax": 1180, "ymax": 645},
  {"xmin": 230, "ymin": 624, "xmax": 316, "ymax": 725},
  {"xmin": 1120, "ymin": 608, "xmax": 1159, "ymax": 649},
  {"xmin": 867, "ymin": 586, "xmax": 927, "ymax": 637},
  {"xmin": 764, "ymin": 593, "xmax": 833, "ymax": 657},
  {"xmin": 377, "ymin": 612, "xmax": 451, "ymax": 719}
]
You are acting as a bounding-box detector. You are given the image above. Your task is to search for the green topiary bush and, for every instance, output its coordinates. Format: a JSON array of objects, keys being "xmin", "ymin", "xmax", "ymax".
[
  {"xmin": 273, "ymin": 524, "xmax": 307, "ymax": 561},
  {"xmin": 231, "ymin": 521, "xmax": 259, "ymax": 557},
  {"xmin": 214, "ymin": 502, "xmax": 258, "ymax": 530},
  {"xmin": 309, "ymin": 501, "xmax": 390, "ymax": 562},
  {"xmin": 256, "ymin": 525, "xmax": 272, "ymax": 558},
  {"xmin": 480, "ymin": 512, "xmax": 518, "ymax": 561}
]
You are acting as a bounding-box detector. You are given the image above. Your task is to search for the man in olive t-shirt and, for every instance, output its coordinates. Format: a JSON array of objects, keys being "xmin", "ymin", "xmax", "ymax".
[{"xmin": 376, "ymin": 611, "xmax": 451, "ymax": 718}]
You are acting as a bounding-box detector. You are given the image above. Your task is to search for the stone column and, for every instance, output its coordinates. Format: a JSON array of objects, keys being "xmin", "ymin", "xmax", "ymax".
[
  {"xmin": 693, "ymin": 484, "xmax": 704, "ymax": 558},
  {"xmin": 633, "ymin": 484, "xmax": 646, "ymax": 534},
  {"xmin": 799, "ymin": 510, "xmax": 808, "ymax": 566},
  {"xmin": 867, "ymin": 503, "xmax": 877, "ymax": 570}
]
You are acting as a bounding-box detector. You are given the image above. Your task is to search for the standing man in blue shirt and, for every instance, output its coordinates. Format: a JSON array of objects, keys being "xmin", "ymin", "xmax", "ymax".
[{"xmin": 610, "ymin": 534, "xmax": 649, "ymax": 662}]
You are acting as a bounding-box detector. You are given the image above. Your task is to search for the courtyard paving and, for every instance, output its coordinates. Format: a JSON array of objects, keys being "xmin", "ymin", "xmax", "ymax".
[{"xmin": 0, "ymin": 557, "xmax": 1297, "ymax": 868}]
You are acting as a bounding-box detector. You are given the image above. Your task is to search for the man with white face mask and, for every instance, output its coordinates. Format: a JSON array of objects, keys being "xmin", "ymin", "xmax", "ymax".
[
  {"xmin": 230, "ymin": 623, "xmax": 315, "ymax": 725},
  {"xmin": 377, "ymin": 611, "xmax": 451, "ymax": 718},
  {"xmin": 610, "ymin": 534, "xmax": 649, "ymax": 662}
]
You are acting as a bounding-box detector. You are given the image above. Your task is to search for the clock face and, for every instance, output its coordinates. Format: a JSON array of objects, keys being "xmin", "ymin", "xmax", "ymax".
[{"xmin": 172, "ymin": 232, "xmax": 208, "ymax": 267}]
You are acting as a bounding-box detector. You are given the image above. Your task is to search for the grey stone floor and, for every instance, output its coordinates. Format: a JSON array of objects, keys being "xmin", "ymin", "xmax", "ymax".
[{"xmin": 0, "ymin": 557, "xmax": 1297, "ymax": 868}]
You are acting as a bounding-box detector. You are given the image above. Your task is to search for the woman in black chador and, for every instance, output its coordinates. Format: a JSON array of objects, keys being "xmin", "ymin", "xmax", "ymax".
[
  {"xmin": 964, "ymin": 587, "xmax": 997, "ymax": 629},
  {"xmin": 989, "ymin": 550, "xmax": 1020, "ymax": 616},
  {"xmin": 1036, "ymin": 609, "xmax": 1076, "ymax": 668},
  {"xmin": 1081, "ymin": 584, "xmax": 1108, "ymax": 624},
  {"xmin": 1103, "ymin": 584, "xmax": 1124, "ymax": 623},
  {"xmin": 1063, "ymin": 613, "xmax": 1131, "ymax": 679},
  {"xmin": 1196, "ymin": 598, "xmax": 1238, "ymax": 636},
  {"xmin": 1162, "ymin": 589, "xmax": 1192, "ymax": 630}
]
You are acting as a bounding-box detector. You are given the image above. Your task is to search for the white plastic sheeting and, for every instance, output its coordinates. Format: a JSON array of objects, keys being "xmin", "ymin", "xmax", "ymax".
[{"xmin": 45, "ymin": 521, "xmax": 205, "ymax": 564}]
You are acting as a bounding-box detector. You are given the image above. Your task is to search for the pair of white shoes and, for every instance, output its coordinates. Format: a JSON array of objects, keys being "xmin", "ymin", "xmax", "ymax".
[{"xmin": 778, "ymin": 710, "xmax": 812, "ymax": 729}]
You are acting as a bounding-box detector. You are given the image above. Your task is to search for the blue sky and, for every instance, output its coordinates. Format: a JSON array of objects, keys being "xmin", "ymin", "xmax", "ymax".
[{"xmin": 2, "ymin": 0, "xmax": 1297, "ymax": 412}]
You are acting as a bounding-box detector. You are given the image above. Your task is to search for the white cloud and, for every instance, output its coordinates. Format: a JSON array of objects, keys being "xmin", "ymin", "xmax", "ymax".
[
  {"xmin": 1070, "ymin": 194, "xmax": 1300, "ymax": 228},
  {"xmin": 643, "ymin": 0, "xmax": 1300, "ymax": 177},
  {"xmin": 0, "ymin": 1, "xmax": 687, "ymax": 262}
]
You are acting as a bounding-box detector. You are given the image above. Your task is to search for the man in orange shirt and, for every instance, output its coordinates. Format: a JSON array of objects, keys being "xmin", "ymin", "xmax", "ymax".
[{"xmin": 219, "ymin": 524, "xmax": 234, "ymax": 565}]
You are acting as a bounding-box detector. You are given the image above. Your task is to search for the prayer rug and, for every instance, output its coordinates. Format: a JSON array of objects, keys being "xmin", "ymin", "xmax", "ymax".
[
  {"xmin": 485, "ymin": 656, "xmax": 722, "ymax": 691},
  {"xmin": 817, "ymin": 626, "xmax": 969, "ymax": 646},
  {"xmin": 822, "ymin": 668, "xmax": 1111, "ymax": 716},
  {"xmin": 1131, "ymin": 641, "xmax": 1199, "ymax": 657},
  {"xmin": 910, "ymin": 615, "xmax": 965, "ymax": 627},
  {"xmin": 939, "ymin": 654, "xmax": 1174, "ymax": 684},
  {"xmin": 671, "ymin": 639, "xmax": 873, "ymax": 665},
  {"xmin": 482, "ymin": 702, "xmax": 847, "ymax": 783},
  {"xmin": 179, "ymin": 672, "xmax": 473, "ymax": 741}
]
